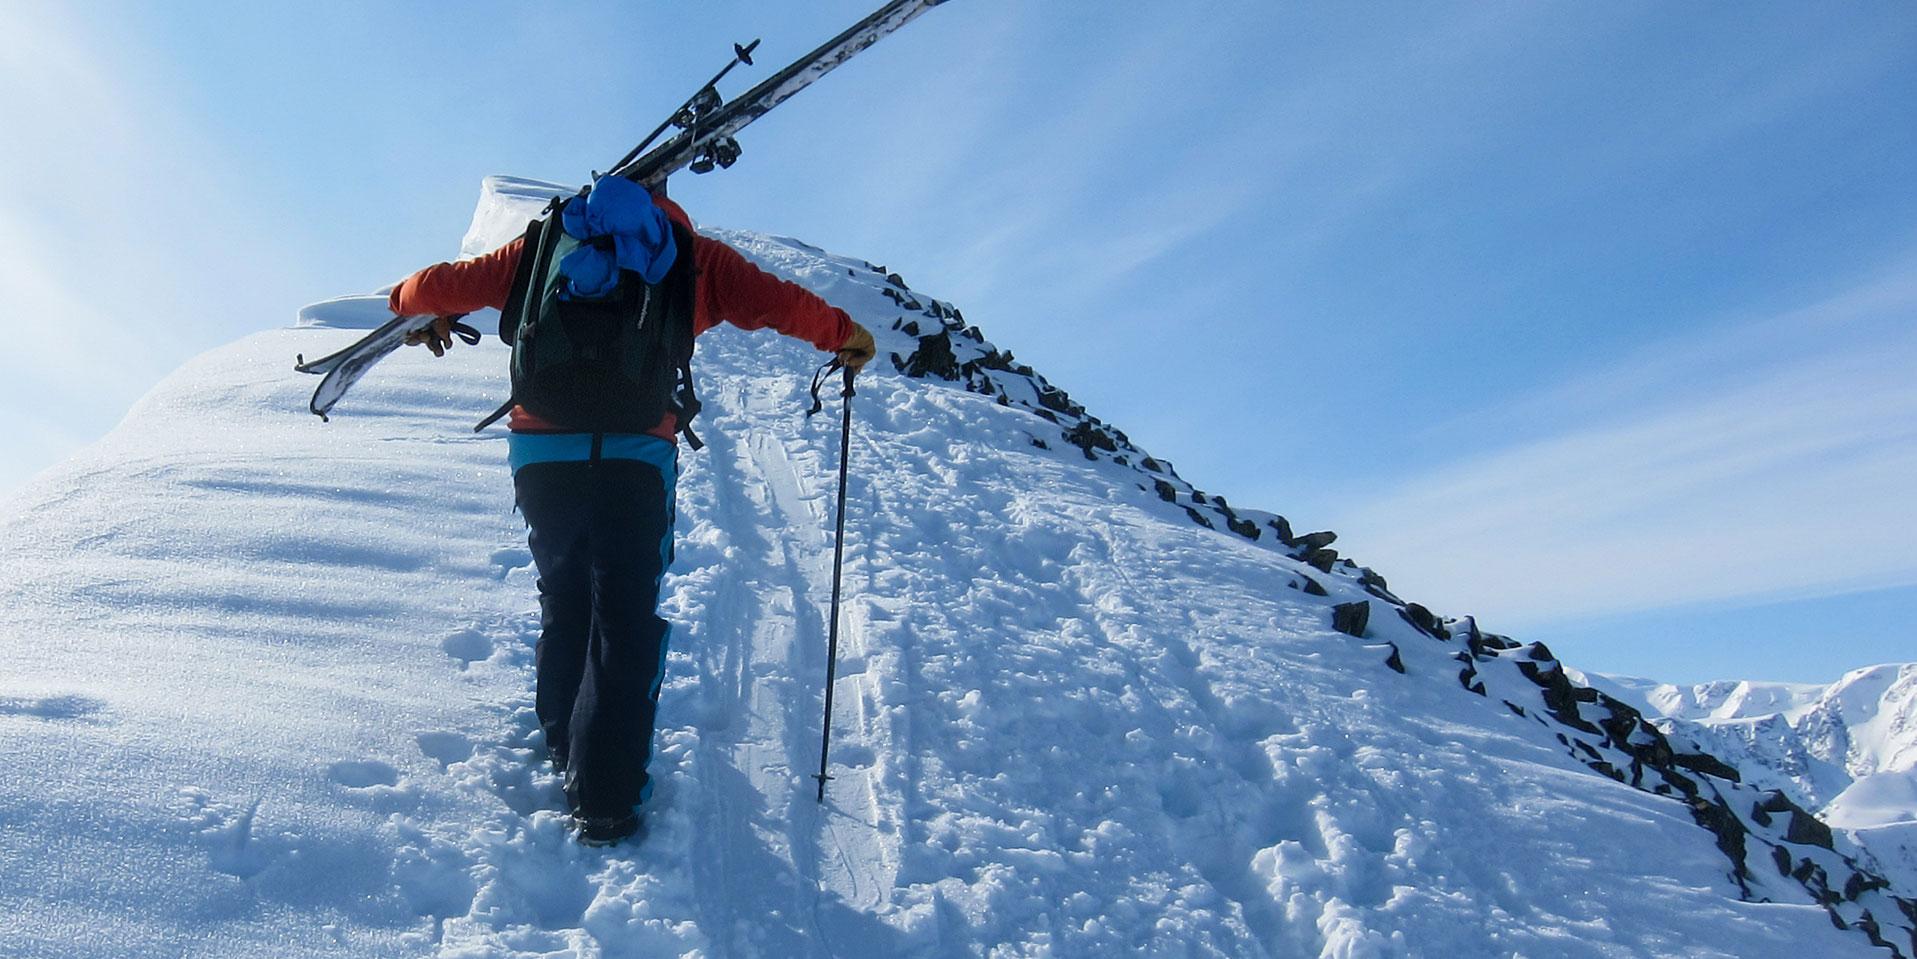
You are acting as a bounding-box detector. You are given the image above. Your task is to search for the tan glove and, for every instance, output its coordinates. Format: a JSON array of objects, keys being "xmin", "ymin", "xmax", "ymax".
[
  {"xmin": 403, "ymin": 316, "xmax": 460, "ymax": 357},
  {"xmin": 838, "ymin": 322, "xmax": 876, "ymax": 374}
]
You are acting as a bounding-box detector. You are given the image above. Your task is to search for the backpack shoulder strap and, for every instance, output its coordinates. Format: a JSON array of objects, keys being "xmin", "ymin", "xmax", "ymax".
[
  {"xmin": 497, "ymin": 216, "xmax": 552, "ymax": 346},
  {"xmin": 663, "ymin": 220, "xmax": 706, "ymax": 450}
]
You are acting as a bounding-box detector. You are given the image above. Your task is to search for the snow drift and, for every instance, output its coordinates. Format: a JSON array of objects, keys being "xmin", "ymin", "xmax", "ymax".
[{"xmin": 1, "ymin": 176, "xmax": 1913, "ymax": 958}]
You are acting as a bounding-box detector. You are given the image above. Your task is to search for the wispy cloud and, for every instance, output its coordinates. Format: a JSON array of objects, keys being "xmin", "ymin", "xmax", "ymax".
[
  {"xmin": 1334, "ymin": 256, "xmax": 1917, "ymax": 627},
  {"xmin": 0, "ymin": 5, "xmax": 311, "ymax": 490}
]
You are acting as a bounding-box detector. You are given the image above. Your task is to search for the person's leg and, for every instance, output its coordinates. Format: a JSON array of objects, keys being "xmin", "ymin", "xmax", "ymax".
[
  {"xmin": 567, "ymin": 456, "xmax": 676, "ymax": 819},
  {"xmin": 512, "ymin": 461, "xmax": 595, "ymax": 775}
]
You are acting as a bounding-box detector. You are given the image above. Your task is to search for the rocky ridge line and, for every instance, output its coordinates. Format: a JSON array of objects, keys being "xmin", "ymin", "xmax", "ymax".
[{"xmin": 860, "ymin": 261, "xmax": 1917, "ymax": 957}]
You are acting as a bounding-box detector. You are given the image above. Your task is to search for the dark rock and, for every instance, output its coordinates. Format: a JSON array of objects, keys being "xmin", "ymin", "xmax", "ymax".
[
  {"xmin": 1517, "ymin": 659, "xmax": 1602, "ymax": 734},
  {"xmin": 1029, "ymin": 437, "xmax": 1050, "ymax": 450},
  {"xmin": 1300, "ymin": 575, "xmax": 1328, "ymax": 597},
  {"xmin": 1191, "ymin": 491, "xmax": 1208, "ymax": 505},
  {"xmin": 1670, "ymin": 752, "xmax": 1741, "ymax": 783},
  {"xmin": 1524, "ymin": 641, "xmax": 1556, "ymax": 663},
  {"xmin": 1036, "ymin": 386, "xmax": 1077, "ymax": 415},
  {"xmin": 901, "ymin": 320, "xmax": 920, "ymax": 336},
  {"xmin": 1184, "ymin": 507, "xmax": 1215, "ymax": 529},
  {"xmin": 1846, "ymin": 872, "xmax": 1890, "ymax": 901},
  {"xmin": 1141, "ymin": 457, "xmax": 1163, "ymax": 473},
  {"xmin": 1301, "ymin": 548, "xmax": 1338, "ymax": 573},
  {"xmin": 1383, "ymin": 643, "xmax": 1405, "ymax": 674},
  {"xmin": 1293, "ymin": 530, "xmax": 1337, "ymax": 551},
  {"xmin": 1399, "ymin": 604, "xmax": 1449, "ymax": 639},
  {"xmin": 1063, "ymin": 421, "xmax": 1119, "ymax": 458},
  {"xmin": 1152, "ymin": 480, "xmax": 1177, "ymax": 502},
  {"xmin": 1458, "ymin": 663, "xmax": 1486, "ymax": 695},
  {"xmin": 1268, "ymin": 516, "xmax": 1296, "ymax": 545},
  {"xmin": 1686, "ymin": 795, "xmax": 1753, "ymax": 888},
  {"xmin": 1227, "ymin": 516, "xmax": 1260, "ymax": 540},
  {"xmin": 1332, "ymin": 601, "xmax": 1370, "ymax": 637},
  {"xmin": 1504, "ymin": 700, "xmax": 1527, "ymax": 718},
  {"xmin": 1853, "ymin": 913, "xmax": 1891, "ymax": 950},
  {"xmin": 1356, "ymin": 567, "xmax": 1402, "ymax": 605},
  {"xmin": 1773, "ymin": 845, "xmax": 1795, "ymax": 876},
  {"xmin": 1787, "ymin": 813, "xmax": 1835, "ymax": 850},
  {"xmin": 886, "ymin": 271, "xmax": 908, "ymax": 289},
  {"xmin": 903, "ymin": 330, "xmax": 961, "ymax": 380}
]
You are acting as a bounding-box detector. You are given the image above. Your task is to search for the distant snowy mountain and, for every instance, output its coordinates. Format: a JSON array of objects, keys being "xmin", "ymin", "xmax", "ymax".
[
  {"xmin": 1589, "ymin": 665, "xmax": 1917, "ymax": 818},
  {"xmin": 2, "ymin": 175, "xmax": 1913, "ymax": 958},
  {"xmin": 1586, "ymin": 663, "xmax": 1917, "ymax": 911}
]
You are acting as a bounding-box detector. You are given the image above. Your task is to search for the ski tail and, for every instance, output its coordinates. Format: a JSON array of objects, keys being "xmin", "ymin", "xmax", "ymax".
[{"xmin": 612, "ymin": 0, "xmax": 951, "ymax": 187}]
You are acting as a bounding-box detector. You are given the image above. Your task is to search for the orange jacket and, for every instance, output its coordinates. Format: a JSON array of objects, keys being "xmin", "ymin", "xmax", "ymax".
[{"xmin": 389, "ymin": 197, "xmax": 854, "ymax": 436}]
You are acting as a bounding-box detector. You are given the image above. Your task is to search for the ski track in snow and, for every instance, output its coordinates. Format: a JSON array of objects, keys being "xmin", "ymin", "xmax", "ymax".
[{"xmin": 0, "ymin": 209, "xmax": 1906, "ymax": 956}]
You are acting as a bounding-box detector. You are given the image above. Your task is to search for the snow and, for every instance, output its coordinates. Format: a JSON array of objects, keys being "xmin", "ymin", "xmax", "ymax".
[{"xmin": 2, "ymin": 178, "xmax": 1911, "ymax": 957}]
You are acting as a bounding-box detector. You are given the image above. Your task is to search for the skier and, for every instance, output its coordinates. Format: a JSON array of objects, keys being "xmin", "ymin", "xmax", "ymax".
[{"xmin": 393, "ymin": 178, "xmax": 876, "ymax": 845}]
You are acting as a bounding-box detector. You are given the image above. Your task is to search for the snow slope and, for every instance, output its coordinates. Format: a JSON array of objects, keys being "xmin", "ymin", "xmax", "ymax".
[{"xmin": 2, "ymin": 177, "xmax": 1913, "ymax": 958}]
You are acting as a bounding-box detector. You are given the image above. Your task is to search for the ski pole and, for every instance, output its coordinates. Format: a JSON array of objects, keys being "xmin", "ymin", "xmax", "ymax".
[
  {"xmin": 811, "ymin": 361, "xmax": 856, "ymax": 802},
  {"xmin": 607, "ymin": 39, "xmax": 761, "ymax": 177}
]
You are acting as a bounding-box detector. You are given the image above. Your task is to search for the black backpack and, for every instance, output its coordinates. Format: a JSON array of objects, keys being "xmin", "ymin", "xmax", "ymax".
[{"xmin": 477, "ymin": 196, "xmax": 703, "ymax": 447}]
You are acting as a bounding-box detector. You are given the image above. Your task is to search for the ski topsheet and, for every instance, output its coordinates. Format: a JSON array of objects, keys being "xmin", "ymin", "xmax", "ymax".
[{"xmin": 296, "ymin": 0, "xmax": 950, "ymax": 421}]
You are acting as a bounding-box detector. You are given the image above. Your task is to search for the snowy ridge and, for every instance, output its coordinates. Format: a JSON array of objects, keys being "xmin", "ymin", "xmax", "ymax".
[
  {"xmin": 699, "ymin": 185, "xmax": 1917, "ymax": 951},
  {"xmin": 0, "ymin": 175, "xmax": 1910, "ymax": 957}
]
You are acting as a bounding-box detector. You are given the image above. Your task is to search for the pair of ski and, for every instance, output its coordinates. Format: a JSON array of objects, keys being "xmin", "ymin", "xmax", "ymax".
[{"xmin": 295, "ymin": 0, "xmax": 950, "ymax": 421}]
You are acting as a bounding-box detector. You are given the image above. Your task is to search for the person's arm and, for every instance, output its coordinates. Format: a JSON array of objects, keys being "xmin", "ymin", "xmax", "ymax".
[
  {"xmin": 390, "ymin": 236, "xmax": 527, "ymax": 354},
  {"xmin": 695, "ymin": 236, "xmax": 871, "ymax": 367}
]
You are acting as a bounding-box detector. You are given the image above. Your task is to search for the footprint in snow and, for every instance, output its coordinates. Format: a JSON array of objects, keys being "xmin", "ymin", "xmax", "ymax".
[
  {"xmin": 416, "ymin": 731, "xmax": 475, "ymax": 768},
  {"xmin": 0, "ymin": 693, "xmax": 108, "ymax": 723},
  {"xmin": 489, "ymin": 546, "xmax": 533, "ymax": 579},
  {"xmin": 441, "ymin": 629, "xmax": 495, "ymax": 668},
  {"xmin": 328, "ymin": 760, "xmax": 401, "ymax": 789},
  {"xmin": 172, "ymin": 787, "xmax": 276, "ymax": 879}
]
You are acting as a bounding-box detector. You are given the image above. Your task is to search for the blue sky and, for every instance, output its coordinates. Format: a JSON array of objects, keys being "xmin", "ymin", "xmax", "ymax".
[{"xmin": 2, "ymin": 1, "xmax": 1912, "ymax": 685}]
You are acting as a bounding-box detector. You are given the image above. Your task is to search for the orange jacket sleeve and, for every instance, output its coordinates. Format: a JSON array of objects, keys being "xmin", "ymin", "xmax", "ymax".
[
  {"xmin": 388, "ymin": 235, "xmax": 526, "ymax": 317},
  {"xmin": 692, "ymin": 235, "xmax": 854, "ymax": 353}
]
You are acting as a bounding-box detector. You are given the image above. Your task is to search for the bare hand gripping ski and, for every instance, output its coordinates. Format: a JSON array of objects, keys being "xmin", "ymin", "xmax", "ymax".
[{"xmin": 296, "ymin": 0, "xmax": 951, "ymax": 420}]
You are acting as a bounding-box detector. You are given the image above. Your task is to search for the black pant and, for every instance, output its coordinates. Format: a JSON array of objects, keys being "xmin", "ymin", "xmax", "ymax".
[{"xmin": 514, "ymin": 457, "xmax": 674, "ymax": 817}]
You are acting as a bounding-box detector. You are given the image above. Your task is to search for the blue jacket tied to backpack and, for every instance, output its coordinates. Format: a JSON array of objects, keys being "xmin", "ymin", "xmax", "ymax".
[{"xmin": 557, "ymin": 175, "xmax": 678, "ymax": 300}]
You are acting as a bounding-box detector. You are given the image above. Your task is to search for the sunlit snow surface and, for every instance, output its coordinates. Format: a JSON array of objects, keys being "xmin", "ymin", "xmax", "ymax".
[{"xmin": 0, "ymin": 188, "xmax": 1900, "ymax": 956}]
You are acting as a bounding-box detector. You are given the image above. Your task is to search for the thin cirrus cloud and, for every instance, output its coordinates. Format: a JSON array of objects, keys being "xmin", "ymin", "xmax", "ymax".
[{"xmin": 1334, "ymin": 256, "xmax": 1917, "ymax": 628}]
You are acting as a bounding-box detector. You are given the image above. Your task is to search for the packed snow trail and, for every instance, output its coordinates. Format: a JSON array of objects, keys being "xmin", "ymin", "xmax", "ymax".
[{"xmin": 1, "ymin": 182, "xmax": 1909, "ymax": 956}]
